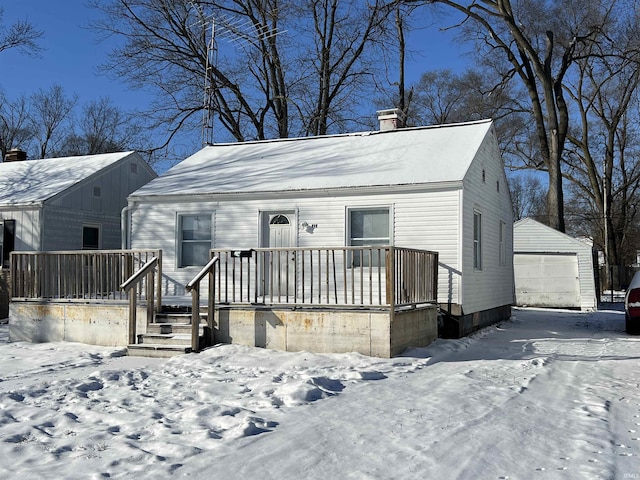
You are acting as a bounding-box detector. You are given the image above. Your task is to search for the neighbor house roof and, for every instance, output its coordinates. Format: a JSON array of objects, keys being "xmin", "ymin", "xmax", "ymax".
[
  {"xmin": 131, "ymin": 119, "xmax": 494, "ymax": 198},
  {"xmin": 0, "ymin": 151, "xmax": 138, "ymax": 206}
]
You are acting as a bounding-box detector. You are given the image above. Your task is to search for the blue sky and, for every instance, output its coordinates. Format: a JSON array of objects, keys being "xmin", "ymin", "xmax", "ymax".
[
  {"xmin": 1, "ymin": 1, "xmax": 151, "ymax": 108},
  {"xmin": 1, "ymin": 1, "xmax": 469, "ymax": 108}
]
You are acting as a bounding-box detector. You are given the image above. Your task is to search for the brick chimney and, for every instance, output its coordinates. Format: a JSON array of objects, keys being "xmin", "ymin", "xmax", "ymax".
[
  {"xmin": 4, "ymin": 148, "xmax": 27, "ymax": 162},
  {"xmin": 377, "ymin": 108, "xmax": 405, "ymax": 131}
]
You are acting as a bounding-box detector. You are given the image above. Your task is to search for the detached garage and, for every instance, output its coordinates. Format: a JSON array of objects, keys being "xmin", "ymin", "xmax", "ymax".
[{"xmin": 513, "ymin": 218, "xmax": 597, "ymax": 310}]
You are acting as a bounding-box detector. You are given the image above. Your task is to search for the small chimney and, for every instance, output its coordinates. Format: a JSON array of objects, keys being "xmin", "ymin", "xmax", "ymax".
[
  {"xmin": 377, "ymin": 108, "xmax": 405, "ymax": 131},
  {"xmin": 4, "ymin": 148, "xmax": 27, "ymax": 162}
]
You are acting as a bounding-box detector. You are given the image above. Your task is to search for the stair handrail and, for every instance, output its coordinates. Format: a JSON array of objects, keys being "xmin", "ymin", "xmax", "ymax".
[
  {"xmin": 185, "ymin": 255, "xmax": 220, "ymax": 352},
  {"xmin": 120, "ymin": 256, "xmax": 159, "ymax": 345}
]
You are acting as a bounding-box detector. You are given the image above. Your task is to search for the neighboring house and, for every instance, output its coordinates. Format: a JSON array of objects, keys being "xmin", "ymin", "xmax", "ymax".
[
  {"xmin": 125, "ymin": 115, "xmax": 514, "ymax": 338},
  {"xmin": 0, "ymin": 150, "xmax": 156, "ymax": 318},
  {"xmin": 513, "ymin": 217, "xmax": 598, "ymax": 310}
]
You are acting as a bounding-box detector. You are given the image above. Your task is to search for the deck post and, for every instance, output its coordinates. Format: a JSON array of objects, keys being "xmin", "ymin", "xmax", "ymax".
[
  {"xmin": 156, "ymin": 249, "xmax": 162, "ymax": 311},
  {"xmin": 387, "ymin": 247, "xmax": 395, "ymax": 323},
  {"xmin": 207, "ymin": 268, "xmax": 215, "ymax": 347},
  {"xmin": 146, "ymin": 270, "xmax": 155, "ymax": 325},
  {"xmin": 128, "ymin": 291, "xmax": 137, "ymax": 344},
  {"xmin": 191, "ymin": 284, "xmax": 200, "ymax": 352}
]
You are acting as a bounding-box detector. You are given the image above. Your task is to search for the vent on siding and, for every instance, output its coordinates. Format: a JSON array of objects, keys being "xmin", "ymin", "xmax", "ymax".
[
  {"xmin": 93, "ymin": 186, "xmax": 102, "ymax": 198},
  {"xmin": 130, "ymin": 162, "xmax": 138, "ymax": 174}
]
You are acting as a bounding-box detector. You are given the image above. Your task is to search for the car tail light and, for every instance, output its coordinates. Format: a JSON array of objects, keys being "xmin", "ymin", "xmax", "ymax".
[{"xmin": 628, "ymin": 288, "xmax": 640, "ymax": 316}]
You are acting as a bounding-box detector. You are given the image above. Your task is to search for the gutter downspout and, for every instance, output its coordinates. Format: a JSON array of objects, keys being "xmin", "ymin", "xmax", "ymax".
[
  {"xmin": 121, "ymin": 202, "xmax": 136, "ymax": 249},
  {"xmin": 39, "ymin": 205, "xmax": 45, "ymax": 251}
]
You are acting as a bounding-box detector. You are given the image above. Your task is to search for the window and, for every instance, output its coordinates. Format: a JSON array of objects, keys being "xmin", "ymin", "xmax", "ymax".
[
  {"xmin": 0, "ymin": 220, "xmax": 15, "ymax": 268},
  {"xmin": 473, "ymin": 211, "xmax": 482, "ymax": 270},
  {"xmin": 93, "ymin": 186, "xmax": 102, "ymax": 198},
  {"xmin": 348, "ymin": 207, "xmax": 390, "ymax": 267},
  {"xmin": 179, "ymin": 214, "xmax": 212, "ymax": 267},
  {"xmin": 130, "ymin": 162, "xmax": 138, "ymax": 174},
  {"xmin": 82, "ymin": 225, "xmax": 100, "ymax": 250},
  {"xmin": 499, "ymin": 221, "xmax": 506, "ymax": 266}
]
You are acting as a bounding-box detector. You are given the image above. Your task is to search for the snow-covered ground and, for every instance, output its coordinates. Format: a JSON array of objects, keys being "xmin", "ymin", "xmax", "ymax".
[{"xmin": 0, "ymin": 306, "xmax": 639, "ymax": 479}]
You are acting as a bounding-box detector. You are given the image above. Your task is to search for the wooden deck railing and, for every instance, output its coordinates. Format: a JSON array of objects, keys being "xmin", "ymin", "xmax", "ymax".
[
  {"xmin": 211, "ymin": 246, "xmax": 438, "ymax": 309},
  {"xmin": 10, "ymin": 250, "xmax": 162, "ymax": 304},
  {"xmin": 120, "ymin": 256, "xmax": 160, "ymax": 344}
]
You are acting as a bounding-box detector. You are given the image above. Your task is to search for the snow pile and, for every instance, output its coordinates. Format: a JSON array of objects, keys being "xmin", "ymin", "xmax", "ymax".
[{"xmin": 0, "ymin": 307, "xmax": 639, "ymax": 479}]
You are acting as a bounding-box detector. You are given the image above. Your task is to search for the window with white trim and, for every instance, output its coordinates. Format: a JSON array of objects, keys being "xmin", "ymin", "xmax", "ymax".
[
  {"xmin": 348, "ymin": 207, "xmax": 390, "ymax": 267},
  {"xmin": 499, "ymin": 221, "xmax": 506, "ymax": 266},
  {"xmin": 178, "ymin": 214, "xmax": 212, "ymax": 267},
  {"xmin": 473, "ymin": 211, "xmax": 482, "ymax": 270}
]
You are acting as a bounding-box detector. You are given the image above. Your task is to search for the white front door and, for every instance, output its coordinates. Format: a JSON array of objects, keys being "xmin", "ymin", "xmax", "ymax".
[{"xmin": 262, "ymin": 213, "xmax": 295, "ymax": 297}]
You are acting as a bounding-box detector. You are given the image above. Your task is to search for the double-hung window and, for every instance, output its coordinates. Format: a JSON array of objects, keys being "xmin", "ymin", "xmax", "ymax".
[
  {"xmin": 348, "ymin": 207, "xmax": 390, "ymax": 267},
  {"xmin": 473, "ymin": 211, "xmax": 482, "ymax": 270},
  {"xmin": 179, "ymin": 214, "xmax": 212, "ymax": 267}
]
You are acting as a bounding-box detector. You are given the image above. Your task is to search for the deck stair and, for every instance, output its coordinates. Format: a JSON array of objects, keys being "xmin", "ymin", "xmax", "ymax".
[{"xmin": 127, "ymin": 305, "xmax": 208, "ymax": 358}]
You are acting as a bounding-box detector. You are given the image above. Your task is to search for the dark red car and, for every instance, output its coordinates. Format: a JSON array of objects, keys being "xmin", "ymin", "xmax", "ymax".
[{"xmin": 624, "ymin": 272, "xmax": 640, "ymax": 334}]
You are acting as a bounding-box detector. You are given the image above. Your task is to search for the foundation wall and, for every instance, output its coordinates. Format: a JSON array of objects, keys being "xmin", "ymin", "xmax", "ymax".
[
  {"xmin": 9, "ymin": 302, "xmax": 148, "ymax": 347},
  {"xmin": 215, "ymin": 305, "xmax": 438, "ymax": 358},
  {"xmin": 0, "ymin": 269, "xmax": 10, "ymax": 320}
]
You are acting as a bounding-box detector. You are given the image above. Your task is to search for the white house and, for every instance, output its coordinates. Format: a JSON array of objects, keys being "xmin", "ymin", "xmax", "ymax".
[
  {"xmin": 125, "ymin": 117, "xmax": 514, "ymax": 338},
  {"xmin": 513, "ymin": 217, "xmax": 598, "ymax": 310}
]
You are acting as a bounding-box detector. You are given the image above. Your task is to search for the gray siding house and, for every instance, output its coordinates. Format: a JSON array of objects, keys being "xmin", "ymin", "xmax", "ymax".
[
  {"xmin": 125, "ymin": 118, "xmax": 514, "ymax": 338},
  {"xmin": 0, "ymin": 151, "xmax": 156, "ymax": 317}
]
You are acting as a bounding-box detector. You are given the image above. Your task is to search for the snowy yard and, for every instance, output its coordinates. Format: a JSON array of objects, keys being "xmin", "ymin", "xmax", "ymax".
[{"xmin": 0, "ymin": 306, "xmax": 639, "ymax": 479}]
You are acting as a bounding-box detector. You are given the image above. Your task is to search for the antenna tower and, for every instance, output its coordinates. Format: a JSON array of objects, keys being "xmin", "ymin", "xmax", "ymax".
[
  {"xmin": 202, "ymin": 20, "xmax": 216, "ymax": 146},
  {"xmin": 189, "ymin": 2, "xmax": 286, "ymax": 146}
]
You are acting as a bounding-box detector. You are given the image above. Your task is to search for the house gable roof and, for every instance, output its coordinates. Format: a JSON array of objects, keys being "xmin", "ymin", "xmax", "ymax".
[
  {"xmin": 131, "ymin": 119, "xmax": 494, "ymax": 198},
  {"xmin": 0, "ymin": 151, "xmax": 138, "ymax": 206}
]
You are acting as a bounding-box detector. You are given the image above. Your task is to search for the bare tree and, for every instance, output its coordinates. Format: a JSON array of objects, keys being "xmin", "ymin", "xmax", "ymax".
[
  {"xmin": 29, "ymin": 85, "xmax": 78, "ymax": 158},
  {"xmin": 61, "ymin": 97, "xmax": 145, "ymax": 156},
  {"xmin": 0, "ymin": 92, "xmax": 33, "ymax": 159},
  {"xmin": 403, "ymin": 0, "xmax": 614, "ymax": 232},
  {"xmin": 293, "ymin": 0, "xmax": 391, "ymax": 136},
  {"xmin": 508, "ymin": 173, "xmax": 546, "ymax": 222},
  {"xmin": 0, "ymin": 7, "xmax": 43, "ymax": 56},
  {"xmin": 562, "ymin": 8, "xmax": 640, "ymax": 269},
  {"xmin": 89, "ymin": 0, "xmax": 393, "ymax": 147}
]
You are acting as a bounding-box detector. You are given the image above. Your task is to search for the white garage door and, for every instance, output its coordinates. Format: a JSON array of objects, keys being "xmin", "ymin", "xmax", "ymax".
[{"xmin": 514, "ymin": 253, "xmax": 581, "ymax": 308}]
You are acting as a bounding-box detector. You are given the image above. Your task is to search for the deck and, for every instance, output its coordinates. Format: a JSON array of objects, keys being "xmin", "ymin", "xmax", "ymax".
[{"xmin": 8, "ymin": 247, "xmax": 439, "ymax": 357}]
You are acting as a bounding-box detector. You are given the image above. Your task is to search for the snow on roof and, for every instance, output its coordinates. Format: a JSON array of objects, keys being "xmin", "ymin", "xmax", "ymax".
[
  {"xmin": 0, "ymin": 151, "xmax": 136, "ymax": 206},
  {"xmin": 132, "ymin": 119, "xmax": 494, "ymax": 198}
]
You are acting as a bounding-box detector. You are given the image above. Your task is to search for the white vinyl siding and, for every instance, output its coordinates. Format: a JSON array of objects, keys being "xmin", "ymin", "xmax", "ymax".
[
  {"xmin": 461, "ymin": 130, "xmax": 515, "ymax": 314},
  {"xmin": 499, "ymin": 221, "xmax": 506, "ymax": 266},
  {"xmin": 130, "ymin": 189, "xmax": 464, "ymax": 304}
]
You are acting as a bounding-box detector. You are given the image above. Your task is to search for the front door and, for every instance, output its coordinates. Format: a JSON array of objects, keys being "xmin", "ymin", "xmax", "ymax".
[{"xmin": 262, "ymin": 212, "xmax": 295, "ymax": 297}]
